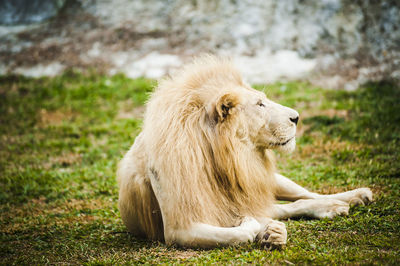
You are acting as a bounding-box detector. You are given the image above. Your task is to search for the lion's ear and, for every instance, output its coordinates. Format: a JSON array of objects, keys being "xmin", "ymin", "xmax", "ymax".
[{"xmin": 214, "ymin": 93, "xmax": 240, "ymax": 122}]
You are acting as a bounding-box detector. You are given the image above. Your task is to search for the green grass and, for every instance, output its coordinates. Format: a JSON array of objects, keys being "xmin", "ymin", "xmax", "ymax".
[{"xmin": 1, "ymin": 72, "xmax": 399, "ymax": 264}]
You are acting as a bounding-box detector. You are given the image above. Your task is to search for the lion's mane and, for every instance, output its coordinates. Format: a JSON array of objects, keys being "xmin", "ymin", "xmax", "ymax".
[{"xmin": 141, "ymin": 56, "xmax": 276, "ymax": 231}]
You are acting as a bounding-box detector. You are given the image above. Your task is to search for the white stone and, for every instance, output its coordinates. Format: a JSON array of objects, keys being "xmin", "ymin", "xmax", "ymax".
[{"xmin": 14, "ymin": 62, "xmax": 65, "ymax": 77}]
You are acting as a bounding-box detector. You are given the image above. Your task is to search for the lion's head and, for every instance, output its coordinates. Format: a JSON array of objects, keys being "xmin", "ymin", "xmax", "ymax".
[{"xmin": 208, "ymin": 85, "xmax": 299, "ymax": 154}]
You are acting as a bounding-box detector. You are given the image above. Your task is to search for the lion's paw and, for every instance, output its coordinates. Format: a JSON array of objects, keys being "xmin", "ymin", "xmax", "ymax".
[
  {"xmin": 257, "ymin": 220, "xmax": 287, "ymax": 250},
  {"xmin": 347, "ymin": 188, "xmax": 373, "ymax": 206},
  {"xmin": 311, "ymin": 199, "xmax": 350, "ymax": 219},
  {"xmin": 239, "ymin": 216, "xmax": 261, "ymax": 242}
]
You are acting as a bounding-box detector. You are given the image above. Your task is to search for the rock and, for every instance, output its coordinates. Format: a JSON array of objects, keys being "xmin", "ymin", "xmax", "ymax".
[{"xmin": 0, "ymin": 0, "xmax": 66, "ymax": 25}]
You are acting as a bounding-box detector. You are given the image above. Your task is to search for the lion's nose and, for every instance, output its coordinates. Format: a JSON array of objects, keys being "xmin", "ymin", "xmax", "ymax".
[{"xmin": 290, "ymin": 116, "xmax": 299, "ymax": 125}]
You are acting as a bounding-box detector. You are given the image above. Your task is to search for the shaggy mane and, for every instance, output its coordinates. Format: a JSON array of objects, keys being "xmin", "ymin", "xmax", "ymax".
[{"xmin": 142, "ymin": 55, "xmax": 276, "ymax": 229}]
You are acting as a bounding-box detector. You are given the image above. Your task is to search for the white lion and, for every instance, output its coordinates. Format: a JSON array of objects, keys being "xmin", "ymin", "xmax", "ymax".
[{"xmin": 117, "ymin": 55, "xmax": 372, "ymax": 248}]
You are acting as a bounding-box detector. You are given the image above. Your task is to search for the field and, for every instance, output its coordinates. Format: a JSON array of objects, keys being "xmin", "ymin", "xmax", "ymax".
[{"xmin": 1, "ymin": 72, "xmax": 399, "ymax": 264}]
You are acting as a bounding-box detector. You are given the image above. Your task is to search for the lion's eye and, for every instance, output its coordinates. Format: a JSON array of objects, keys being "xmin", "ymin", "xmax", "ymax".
[{"xmin": 257, "ymin": 101, "xmax": 265, "ymax": 107}]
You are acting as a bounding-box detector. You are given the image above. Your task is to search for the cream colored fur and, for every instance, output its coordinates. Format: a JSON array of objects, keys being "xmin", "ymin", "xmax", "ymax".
[{"xmin": 117, "ymin": 55, "xmax": 373, "ymax": 248}]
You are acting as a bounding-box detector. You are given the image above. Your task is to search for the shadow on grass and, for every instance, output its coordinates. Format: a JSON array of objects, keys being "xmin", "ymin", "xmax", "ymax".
[{"xmin": 305, "ymin": 81, "xmax": 400, "ymax": 142}]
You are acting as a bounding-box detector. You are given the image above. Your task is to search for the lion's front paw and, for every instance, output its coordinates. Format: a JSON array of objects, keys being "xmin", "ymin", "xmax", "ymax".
[
  {"xmin": 348, "ymin": 188, "xmax": 373, "ymax": 206},
  {"xmin": 239, "ymin": 216, "xmax": 261, "ymax": 242},
  {"xmin": 309, "ymin": 199, "xmax": 350, "ymax": 219},
  {"xmin": 257, "ymin": 220, "xmax": 287, "ymax": 250}
]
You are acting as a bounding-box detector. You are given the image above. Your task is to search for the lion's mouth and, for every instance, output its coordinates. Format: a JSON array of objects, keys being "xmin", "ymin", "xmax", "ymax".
[{"xmin": 271, "ymin": 137, "xmax": 293, "ymax": 147}]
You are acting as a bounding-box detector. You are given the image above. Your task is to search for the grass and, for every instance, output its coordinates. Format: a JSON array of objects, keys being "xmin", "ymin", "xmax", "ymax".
[{"xmin": 1, "ymin": 72, "xmax": 399, "ymax": 264}]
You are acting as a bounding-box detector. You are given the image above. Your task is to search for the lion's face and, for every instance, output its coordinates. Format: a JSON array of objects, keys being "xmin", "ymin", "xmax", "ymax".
[
  {"xmin": 240, "ymin": 88, "xmax": 299, "ymax": 153},
  {"xmin": 213, "ymin": 86, "xmax": 299, "ymax": 153}
]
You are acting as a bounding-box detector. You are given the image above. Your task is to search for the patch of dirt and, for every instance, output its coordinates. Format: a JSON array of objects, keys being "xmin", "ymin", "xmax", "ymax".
[
  {"xmin": 43, "ymin": 152, "xmax": 82, "ymax": 169},
  {"xmin": 38, "ymin": 108, "xmax": 76, "ymax": 126},
  {"xmin": 117, "ymin": 105, "xmax": 145, "ymax": 120},
  {"xmin": 320, "ymin": 109, "xmax": 349, "ymax": 119},
  {"xmin": 173, "ymin": 250, "xmax": 199, "ymax": 260},
  {"xmin": 296, "ymin": 138, "xmax": 364, "ymax": 159},
  {"xmin": 300, "ymin": 108, "xmax": 349, "ymax": 121}
]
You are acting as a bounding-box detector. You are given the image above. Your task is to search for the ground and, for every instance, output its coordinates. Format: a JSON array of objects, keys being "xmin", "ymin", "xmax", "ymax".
[{"xmin": 0, "ymin": 72, "xmax": 399, "ymax": 264}]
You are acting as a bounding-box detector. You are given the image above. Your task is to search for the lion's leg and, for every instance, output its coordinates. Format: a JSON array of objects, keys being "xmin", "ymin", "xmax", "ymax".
[
  {"xmin": 117, "ymin": 134, "xmax": 164, "ymax": 240},
  {"xmin": 274, "ymin": 173, "xmax": 319, "ymax": 201},
  {"xmin": 147, "ymin": 174, "xmax": 262, "ymax": 247},
  {"xmin": 274, "ymin": 173, "xmax": 373, "ymax": 205},
  {"xmin": 169, "ymin": 217, "xmax": 262, "ymax": 248},
  {"xmin": 271, "ymin": 199, "xmax": 350, "ymax": 219},
  {"xmin": 118, "ymin": 173, "xmax": 164, "ymax": 240},
  {"xmin": 146, "ymin": 169, "xmax": 267, "ymax": 248},
  {"xmin": 167, "ymin": 217, "xmax": 287, "ymax": 249}
]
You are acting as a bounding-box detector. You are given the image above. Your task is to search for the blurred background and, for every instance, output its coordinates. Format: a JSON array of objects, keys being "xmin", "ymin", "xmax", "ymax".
[{"xmin": 1, "ymin": 0, "xmax": 399, "ymax": 89}]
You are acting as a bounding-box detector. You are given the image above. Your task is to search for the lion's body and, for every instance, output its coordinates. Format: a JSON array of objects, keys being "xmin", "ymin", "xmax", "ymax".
[
  {"xmin": 117, "ymin": 55, "xmax": 373, "ymax": 248},
  {"xmin": 118, "ymin": 57, "xmax": 276, "ymax": 241}
]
